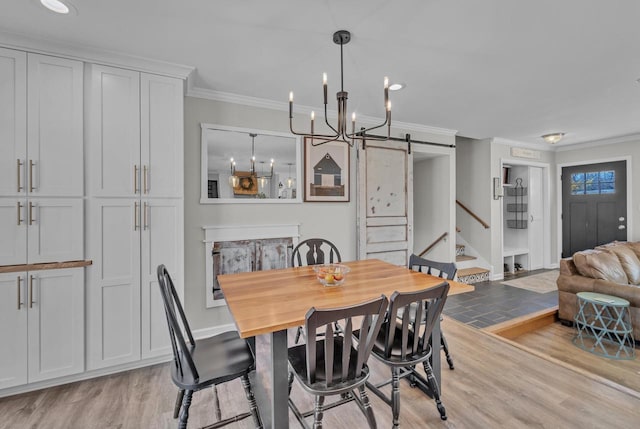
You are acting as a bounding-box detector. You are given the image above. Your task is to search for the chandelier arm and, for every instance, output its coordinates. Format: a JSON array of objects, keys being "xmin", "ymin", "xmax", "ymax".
[
  {"xmin": 309, "ymin": 135, "xmax": 344, "ymax": 146},
  {"xmin": 290, "ymin": 118, "xmax": 339, "ymax": 139},
  {"xmin": 347, "ymin": 115, "xmax": 390, "ymax": 140},
  {"xmin": 323, "ymin": 104, "xmax": 339, "ymax": 134}
]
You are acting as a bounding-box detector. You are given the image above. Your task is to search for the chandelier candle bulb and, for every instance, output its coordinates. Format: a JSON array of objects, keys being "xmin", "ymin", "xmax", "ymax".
[
  {"xmin": 323, "ymin": 73, "xmax": 328, "ymax": 104},
  {"xmin": 289, "ymin": 92, "xmax": 293, "ymax": 118},
  {"xmin": 384, "ymin": 76, "xmax": 389, "ymax": 104}
]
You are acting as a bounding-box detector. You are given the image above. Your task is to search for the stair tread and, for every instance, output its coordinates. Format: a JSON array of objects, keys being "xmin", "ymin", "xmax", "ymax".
[
  {"xmin": 456, "ymin": 255, "xmax": 476, "ymax": 262},
  {"xmin": 458, "ymin": 267, "xmax": 490, "ymax": 276}
]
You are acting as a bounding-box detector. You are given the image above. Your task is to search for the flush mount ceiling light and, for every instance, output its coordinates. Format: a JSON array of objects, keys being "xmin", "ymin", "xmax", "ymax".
[
  {"xmin": 289, "ymin": 30, "xmax": 393, "ymax": 147},
  {"xmin": 389, "ymin": 83, "xmax": 405, "ymax": 91},
  {"xmin": 541, "ymin": 132, "xmax": 565, "ymax": 144},
  {"xmin": 40, "ymin": 0, "xmax": 71, "ymax": 14}
]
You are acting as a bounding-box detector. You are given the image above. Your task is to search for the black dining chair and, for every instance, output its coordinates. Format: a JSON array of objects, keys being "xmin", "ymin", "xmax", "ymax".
[
  {"xmin": 291, "ymin": 238, "xmax": 343, "ymax": 344},
  {"xmin": 287, "ymin": 295, "xmax": 389, "ymax": 429},
  {"xmin": 157, "ymin": 265, "xmax": 263, "ymax": 429},
  {"xmin": 408, "ymin": 253, "xmax": 457, "ymax": 370},
  {"xmin": 291, "ymin": 238, "xmax": 342, "ymax": 267},
  {"xmin": 359, "ymin": 281, "xmax": 450, "ymax": 427}
]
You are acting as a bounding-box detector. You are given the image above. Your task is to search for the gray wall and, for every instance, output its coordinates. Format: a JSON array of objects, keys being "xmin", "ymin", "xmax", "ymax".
[{"xmin": 184, "ymin": 96, "xmax": 455, "ymax": 329}]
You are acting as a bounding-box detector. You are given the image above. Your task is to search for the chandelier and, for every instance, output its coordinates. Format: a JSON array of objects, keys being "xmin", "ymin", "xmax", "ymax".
[
  {"xmin": 229, "ymin": 133, "xmax": 273, "ymax": 188},
  {"xmin": 289, "ymin": 30, "xmax": 392, "ymax": 147}
]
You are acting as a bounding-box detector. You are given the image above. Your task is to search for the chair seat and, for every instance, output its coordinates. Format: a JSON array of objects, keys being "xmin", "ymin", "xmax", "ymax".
[
  {"xmin": 288, "ymin": 337, "xmax": 370, "ymax": 394},
  {"xmin": 171, "ymin": 330, "xmax": 255, "ymax": 390},
  {"xmin": 356, "ymin": 323, "xmax": 432, "ymax": 367}
]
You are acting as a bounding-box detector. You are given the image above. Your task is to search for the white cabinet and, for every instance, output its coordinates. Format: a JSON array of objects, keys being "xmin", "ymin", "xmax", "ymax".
[
  {"xmin": 0, "ymin": 48, "xmax": 26, "ymax": 198},
  {"xmin": 0, "ymin": 49, "xmax": 84, "ymax": 267},
  {"xmin": 86, "ymin": 64, "xmax": 183, "ymax": 198},
  {"xmin": 0, "ymin": 268, "xmax": 84, "ymax": 389},
  {"xmin": 86, "ymin": 65, "xmax": 184, "ymax": 369},
  {"xmin": 87, "ymin": 198, "xmax": 183, "ymax": 368}
]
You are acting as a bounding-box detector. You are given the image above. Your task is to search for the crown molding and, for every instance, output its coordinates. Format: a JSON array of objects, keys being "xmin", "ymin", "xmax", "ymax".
[
  {"xmin": 0, "ymin": 30, "xmax": 194, "ymax": 79},
  {"xmin": 553, "ymin": 132, "xmax": 640, "ymax": 152},
  {"xmin": 187, "ymin": 84, "xmax": 457, "ymax": 138},
  {"xmin": 492, "ymin": 137, "xmax": 554, "ymax": 152}
]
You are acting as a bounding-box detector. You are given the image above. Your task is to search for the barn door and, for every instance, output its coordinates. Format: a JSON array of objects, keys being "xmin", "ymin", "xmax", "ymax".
[{"xmin": 357, "ymin": 140, "xmax": 412, "ymax": 265}]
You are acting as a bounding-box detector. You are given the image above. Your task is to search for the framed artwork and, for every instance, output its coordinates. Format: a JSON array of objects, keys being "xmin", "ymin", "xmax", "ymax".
[{"xmin": 304, "ymin": 137, "xmax": 350, "ymax": 202}]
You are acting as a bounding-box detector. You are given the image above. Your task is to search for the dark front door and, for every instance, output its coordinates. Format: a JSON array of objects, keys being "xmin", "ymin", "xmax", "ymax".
[{"xmin": 562, "ymin": 160, "xmax": 627, "ymax": 257}]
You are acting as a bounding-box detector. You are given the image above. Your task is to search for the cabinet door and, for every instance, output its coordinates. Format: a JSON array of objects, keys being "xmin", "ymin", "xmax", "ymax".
[
  {"xmin": 86, "ymin": 64, "xmax": 140, "ymax": 197},
  {"xmin": 0, "ymin": 198, "xmax": 27, "ymax": 265},
  {"xmin": 27, "ymin": 198, "xmax": 83, "ymax": 264},
  {"xmin": 27, "ymin": 268, "xmax": 84, "ymax": 383},
  {"xmin": 140, "ymin": 198, "xmax": 183, "ymax": 359},
  {"xmin": 27, "ymin": 54, "xmax": 83, "ymax": 197},
  {"xmin": 256, "ymin": 238, "xmax": 292, "ymax": 270},
  {"xmin": 140, "ymin": 74, "xmax": 184, "ymax": 198},
  {"xmin": 86, "ymin": 199, "xmax": 141, "ymax": 369},
  {"xmin": 0, "ymin": 48, "xmax": 26, "ymax": 197},
  {"xmin": 0, "ymin": 272, "xmax": 28, "ymax": 389}
]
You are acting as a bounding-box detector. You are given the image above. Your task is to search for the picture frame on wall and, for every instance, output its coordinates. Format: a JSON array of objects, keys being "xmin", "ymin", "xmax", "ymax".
[{"xmin": 304, "ymin": 137, "xmax": 350, "ymax": 202}]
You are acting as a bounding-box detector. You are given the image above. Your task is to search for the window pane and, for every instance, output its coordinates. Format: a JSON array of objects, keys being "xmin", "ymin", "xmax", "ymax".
[
  {"xmin": 599, "ymin": 170, "xmax": 615, "ymax": 181},
  {"xmin": 571, "ymin": 173, "xmax": 585, "ymax": 195}
]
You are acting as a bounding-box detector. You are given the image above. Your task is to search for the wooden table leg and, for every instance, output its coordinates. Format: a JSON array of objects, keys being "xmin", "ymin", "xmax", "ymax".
[{"xmin": 270, "ymin": 329, "xmax": 289, "ymax": 429}]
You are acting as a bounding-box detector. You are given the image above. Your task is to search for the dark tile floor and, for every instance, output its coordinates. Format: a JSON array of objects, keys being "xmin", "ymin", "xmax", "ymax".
[{"xmin": 444, "ymin": 269, "xmax": 559, "ymax": 329}]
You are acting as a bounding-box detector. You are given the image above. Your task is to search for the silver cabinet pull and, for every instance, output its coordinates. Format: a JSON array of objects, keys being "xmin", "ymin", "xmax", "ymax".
[
  {"xmin": 17, "ymin": 276, "xmax": 22, "ymax": 310},
  {"xmin": 134, "ymin": 201, "xmax": 140, "ymax": 230},
  {"xmin": 29, "ymin": 160, "xmax": 35, "ymax": 192},
  {"xmin": 28, "ymin": 202, "xmax": 35, "ymax": 225},
  {"xmin": 143, "ymin": 165, "xmax": 148, "ymax": 194},
  {"xmin": 134, "ymin": 165, "xmax": 139, "ymax": 194},
  {"xmin": 17, "ymin": 201, "xmax": 23, "ymax": 225},
  {"xmin": 29, "ymin": 275, "xmax": 35, "ymax": 308},
  {"xmin": 619, "ymin": 225, "xmax": 626, "ymax": 230},
  {"xmin": 17, "ymin": 159, "xmax": 23, "ymax": 192},
  {"xmin": 143, "ymin": 201, "xmax": 149, "ymax": 230}
]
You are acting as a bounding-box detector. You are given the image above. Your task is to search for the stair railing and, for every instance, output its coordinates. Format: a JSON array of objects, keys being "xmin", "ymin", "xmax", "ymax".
[
  {"xmin": 418, "ymin": 232, "xmax": 448, "ymax": 257},
  {"xmin": 456, "ymin": 200, "xmax": 490, "ymax": 229}
]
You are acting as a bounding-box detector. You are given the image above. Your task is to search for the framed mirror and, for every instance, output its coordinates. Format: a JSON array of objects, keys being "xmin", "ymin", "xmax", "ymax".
[{"xmin": 201, "ymin": 124, "xmax": 302, "ymax": 204}]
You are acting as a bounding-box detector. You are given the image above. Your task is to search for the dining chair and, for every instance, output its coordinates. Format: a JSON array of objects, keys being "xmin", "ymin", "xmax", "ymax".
[
  {"xmin": 291, "ymin": 238, "xmax": 343, "ymax": 344},
  {"xmin": 360, "ymin": 281, "xmax": 450, "ymax": 427},
  {"xmin": 291, "ymin": 238, "xmax": 342, "ymax": 267},
  {"xmin": 157, "ymin": 265, "xmax": 263, "ymax": 429},
  {"xmin": 408, "ymin": 253, "xmax": 457, "ymax": 370},
  {"xmin": 287, "ymin": 295, "xmax": 389, "ymax": 429}
]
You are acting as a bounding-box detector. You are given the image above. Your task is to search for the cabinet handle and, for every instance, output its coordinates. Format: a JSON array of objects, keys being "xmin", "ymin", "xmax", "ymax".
[
  {"xmin": 143, "ymin": 201, "xmax": 149, "ymax": 230},
  {"xmin": 17, "ymin": 201, "xmax": 23, "ymax": 225},
  {"xmin": 17, "ymin": 276, "xmax": 22, "ymax": 310},
  {"xmin": 134, "ymin": 201, "xmax": 140, "ymax": 230},
  {"xmin": 28, "ymin": 201, "xmax": 35, "ymax": 225},
  {"xmin": 143, "ymin": 165, "xmax": 148, "ymax": 194},
  {"xmin": 17, "ymin": 159, "xmax": 23, "ymax": 192},
  {"xmin": 134, "ymin": 165, "xmax": 139, "ymax": 194},
  {"xmin": 29, "ymin": 275, "xmax": 34, "ymax": 309},
  {"xmin": 29, "ymin": 160, "xmax": 35, "ymax": 193}
]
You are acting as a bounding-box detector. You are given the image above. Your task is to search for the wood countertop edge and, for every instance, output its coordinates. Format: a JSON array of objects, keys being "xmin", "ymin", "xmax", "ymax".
[{"xmin": 0, "ymin": 260, "xmax": 93, "ymax": 274}]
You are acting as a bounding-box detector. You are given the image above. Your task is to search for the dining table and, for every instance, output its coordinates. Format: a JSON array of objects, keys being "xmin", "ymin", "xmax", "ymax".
[{"xmin": 218, "ymin": 258, "xmax": 474, "ymax": 429}]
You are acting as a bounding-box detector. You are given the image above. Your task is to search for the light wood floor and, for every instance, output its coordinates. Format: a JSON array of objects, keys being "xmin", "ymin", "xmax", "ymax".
[
  {"xmin": 507, "ymin": 321, "xmax": 640, "ymax": 393},
  {"xmin": 1, "ymin": 318, "xmax": 638, "ymax": 429}
]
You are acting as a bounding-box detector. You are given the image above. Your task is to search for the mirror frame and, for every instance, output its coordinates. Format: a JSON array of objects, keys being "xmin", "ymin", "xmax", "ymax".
[{"xmin": 200, "ymin": 123, "xmax": 302, "ymax": 204}]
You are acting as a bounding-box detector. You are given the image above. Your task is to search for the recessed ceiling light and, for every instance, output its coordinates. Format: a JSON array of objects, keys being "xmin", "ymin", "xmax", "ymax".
[
  {"xmin": 40, "ymin": 0, "xmax": 70, "ymax": 14},
  {"xmin": 389, "ymin": 83, "xmax": 405, "ymax": 91}
]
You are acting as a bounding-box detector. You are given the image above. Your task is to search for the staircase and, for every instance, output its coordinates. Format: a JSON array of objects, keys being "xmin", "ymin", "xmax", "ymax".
[{"xmin": 455, "ymin": 244, "xmax": 490, "ymax": 284}]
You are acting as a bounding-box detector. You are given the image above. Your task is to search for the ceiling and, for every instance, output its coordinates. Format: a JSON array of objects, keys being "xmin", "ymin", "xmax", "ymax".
[{"xmin": 3, "ymin": 0, "xmax": 640, "ymax": 147}]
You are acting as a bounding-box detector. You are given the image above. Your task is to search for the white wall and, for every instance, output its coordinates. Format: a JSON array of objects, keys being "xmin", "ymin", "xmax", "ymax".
[
  {"xmin": 184, "ymin": 96, "xmax": 455, "ymax": 329},
  {"xmin": 413, "ymin": 154, "xmax": 455, "ymax": 262},
  {"xmin": 456, "ymin": 137, "xmax": 492, "ymax": 263}
]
